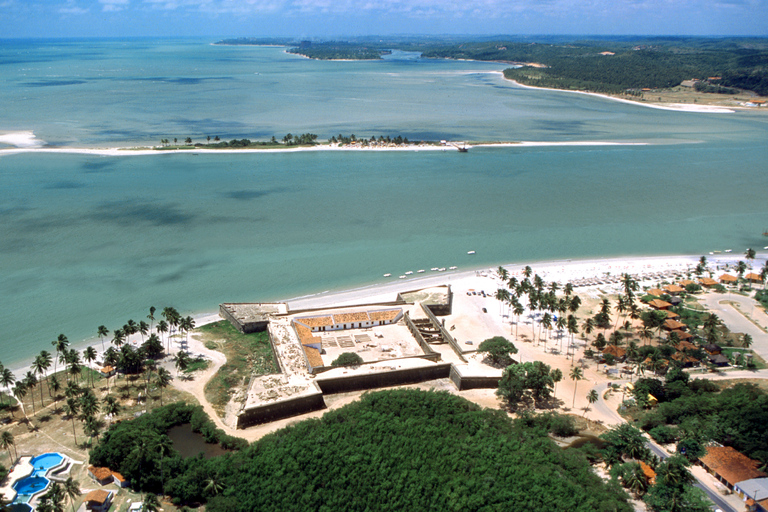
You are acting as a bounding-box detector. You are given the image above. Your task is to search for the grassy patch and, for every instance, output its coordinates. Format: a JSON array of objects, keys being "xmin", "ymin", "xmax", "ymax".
[
  {"xmin": 183, "ymin": 358, "xmax": 210, "ymax": 373},
  {"xmin": 721, "ymin": 347, "xmax": 767, "ymax": 369},
  {"xmin": 197, "ymin": 321, "xmax": 278, "ymax": 416}
]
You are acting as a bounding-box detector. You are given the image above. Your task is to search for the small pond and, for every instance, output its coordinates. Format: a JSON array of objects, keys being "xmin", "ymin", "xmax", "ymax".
[
  {"xmin": 167, "ymin": 423, "xmax": 228, "ymax": 459},
  {"xmin": 563, "ymin": 434, "xmax": 606, "ymax": 450}
]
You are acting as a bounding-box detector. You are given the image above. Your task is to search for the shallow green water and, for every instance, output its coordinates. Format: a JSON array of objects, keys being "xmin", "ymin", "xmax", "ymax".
[{"xmin": 1, "ymin": 39, "xmax": 767, "ymax": 367}]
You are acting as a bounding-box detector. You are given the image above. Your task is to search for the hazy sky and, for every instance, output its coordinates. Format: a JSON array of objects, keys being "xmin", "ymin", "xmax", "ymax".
[{"xmin": 1, "ymin": 0, "xmax": 766, "ymax": 39}]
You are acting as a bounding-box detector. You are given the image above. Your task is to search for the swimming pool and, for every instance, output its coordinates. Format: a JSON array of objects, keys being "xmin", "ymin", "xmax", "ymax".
[
  {"xmin": 8, "ymin": 452, "xmax": 68, "ymax": 509},
  {"xmin": 29, "ymin": 453, "xmax": 64, "ymax": 474}
]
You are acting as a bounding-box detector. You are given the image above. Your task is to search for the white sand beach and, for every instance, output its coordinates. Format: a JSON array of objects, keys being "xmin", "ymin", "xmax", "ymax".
[
  {"xmin": 500, "ymin": 74, "xmax": 738, "ymax": 114},
  {"xmin": 0, "ymin": 131, "xmax": 654, "ymax": 156},
  {"xmin": 4, "ymin": 250, "xmax": 761, "ymax": 382}
]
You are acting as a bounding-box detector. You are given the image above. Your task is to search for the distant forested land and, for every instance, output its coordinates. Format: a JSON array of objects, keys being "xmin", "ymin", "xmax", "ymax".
[
  {"xmin": 216, "ymin": 36, "xmax": 768, "ymax": 95},
  {"xmin": 418, "ymin": 39, "xmax": 768, "ymax": 95},
  {"xmin": 93, "ymin": 389, "xmax": 630, "ymax": 511},
  {"xmin": 215, "ymin": 38, "xmax": 390, "ymax": 60}
]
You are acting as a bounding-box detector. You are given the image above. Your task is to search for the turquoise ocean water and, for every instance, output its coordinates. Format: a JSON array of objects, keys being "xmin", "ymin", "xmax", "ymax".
[{"xmin": 1, "ymin": 38, "xmax": 768, "ymax": 367}]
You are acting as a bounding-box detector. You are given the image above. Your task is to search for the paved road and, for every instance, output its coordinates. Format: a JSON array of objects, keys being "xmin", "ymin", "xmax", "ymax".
[
  {"xmin": 699, "ymin": 292, "xmax": 768, "ymax": 362},
  {"xmin": 591, "ymin": 381, "xmax": 742, "ymax": 512}
]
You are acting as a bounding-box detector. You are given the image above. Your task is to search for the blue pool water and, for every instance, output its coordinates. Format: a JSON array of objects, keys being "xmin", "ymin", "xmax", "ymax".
[
  {"xmin": 29, "ymin": 453, "xmax": 64, "ymax": 473},
  {"xmin": 13, "ymin": 476, "xmax": 48, "ymax": 495},
  {"xmin": 10, "ymin": 453, "xmax": 65, "ymax": 507}
]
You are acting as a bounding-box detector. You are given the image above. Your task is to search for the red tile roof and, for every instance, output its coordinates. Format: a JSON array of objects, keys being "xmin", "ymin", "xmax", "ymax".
[
  {"xmin": 88, "ymin": 466, "xmax": 113, "ymax": 482},
  {"xmin": 297, "ymin": 316, "xmax": 334, "ymax": 328},
  {"xmin": 663, "ymin": 319, "xmax": 687, "ymax": 330},
  {"xmin": 648, "ymin": 299, "xmax": 672, "ymax": 309},
  {"xmin": 699, "ymin": 446, "xmax": 766, "ymax": 486},
  {"xmin": 369, "ymin": 309, "xmax": 401, "ymax": 322},
  {"xmin": 83, "ymin": 490, "xmax": 111, "ymax": 504},
  {"xmin": 333, "ymin": 312, "xmax": 370, "ymax": 323}
]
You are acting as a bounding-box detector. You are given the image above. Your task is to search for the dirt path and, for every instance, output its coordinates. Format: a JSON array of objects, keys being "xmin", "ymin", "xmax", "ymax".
[{"xmin": 165, "ymin": 331, "xmax": 231, "ymax": 433}]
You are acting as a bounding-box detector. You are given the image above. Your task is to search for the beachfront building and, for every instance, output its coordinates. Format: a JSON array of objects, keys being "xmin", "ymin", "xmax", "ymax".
[
  {"xmin": 735, "ymin": 478, "xmax": 768, "ymax": 512},
  {"xmin": 648, "ymin": 299, "xmax": 672, "ymax": 310},
  {"xmin": 83, "ymin": 490, "xmax": 113, "ymax": 512},
  {"xmin": 700, "ymin": 277, "xmax": 718, "ymax": 288},
  {"xmin": 294, "ymin": 308, "xmax": 403, "ymax": 333},
  {"xmin": 699, "ymin": 446, "xmax": 767, "ymax": 491},
  {"xmin": 719, "ymin": 274, "xmax": 738, "ymax": 286}
]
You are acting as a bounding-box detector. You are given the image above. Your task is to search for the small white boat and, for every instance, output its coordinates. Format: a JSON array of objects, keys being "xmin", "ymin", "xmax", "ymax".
[
  {"xmin": 709, "ymin": 252, "xmax": 714, "ymax": 255},
  {"xmin": 383, "ymin": 273, "xmax": 391, "ymax": 277},
  {"xmin": 399, "ymin": 275, "xmax": 407, "ymax": 279},
  {"xmin": 764, "ymin": 246, "xmax": 768, "ymax": 249},
  {"xmin": 725, "ymin": 249, "xmax": 732, "ymax": 253},
  {"xmin": 405, "ymin": 271, "xmax": 413, "ymax": 275},
  {"xmin": 438, "ymin": 267, "xmax": 446, "ymax": 272},
  {"xmin": 417, "ymin": 269, "xmax": 425, "ymax": 273},
  {"xmin": 449, "ymin": 266, "xmax": 457, "ymax": 270},
  {"xmin": 431, "ymin": 267, "xmax": 439, "ymax": 271},
  {"xmin": 467, "ymin": 250, "xmax": 476, "ymax": 255}
]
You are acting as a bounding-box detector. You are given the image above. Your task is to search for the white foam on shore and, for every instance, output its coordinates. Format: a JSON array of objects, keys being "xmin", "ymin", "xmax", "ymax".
[{"xmin": 0, "ymin": 131, "xmax": 44, "ymax": 148}]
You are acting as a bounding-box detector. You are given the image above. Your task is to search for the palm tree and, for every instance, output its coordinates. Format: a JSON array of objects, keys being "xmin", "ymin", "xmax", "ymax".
[
  {"xmin": 102, "ymin": 395, "xmax": 120, "ymax": 424},
  {"xmin": 139, "ymin": 321, "xmax": 149, "ymax": 342},
  {"xmin": 567, "ymin": 314, "xmax": 579, "ymax": 362},
  {"xmin": 156, "ymin": 368, "xmax": 172, "ymax": 406},
  {"xmin": 64, "ymin": 398, "xmax": 80, "ymax": 446},
  {"xmin": 736, "ymin": 260, "xmax": 747, "ymax": 279},
  {"xmin": 551, "ymin": 368, "xmax": 563, "ymax": 397},
  {"xmin": 147, "ymin": 306, "xmax": 156, "ymax": 332},
  {"xmin": 512, "ymin": 301, "xmax": 524, "ymax": 340},
  {"xmin": 585, "ymin": 389, "xmax": 599, "ymax": 416},
  {"xmin": 1, "ymin": 367, "xmax": 16, "ymax": 406},
  {"xmin": 25, "ymin": 371, "xmax": 38, "ymax": 415},
  {"xmin": 175, "ymin": 351, "xmax": 191, "ymax": 376},
  {"xmin": 143, "ymin": 360, "xmax": 157, "ymax": 403},
  {"xmin": 204, "ymin": 475, "xmax": 225, "ymax": 497},
  {"xmin": 639, "ymin": 326, "xmax": 654, "ymax": 346},
  {"xmin": 51, "ymin": 334, "xmax": 69, "ymax": 379},
  {"xmin": 1, "ymin": 430, "xmax": 17, "ymax": 462},
  {"xmin": 111, "ymin": 328, "xmax": 125, "ymax": 349},
  {"xmin": 49, "ymin": 375, "xmax": 61, "ymax": 405},
  {"xmin": 495, "ymin": 288, "xmax": 510, "ymax": 316},
  {"xmin": 541, "ymin": 312, "xmax": 552, "ymax": 345},
  {"xmin": 743, "ymin": 333, "xmax": 753, "ymax": 349},
  {"xmin": 522, "ymin": 265, "xmax": 532, "ymax": 281},
  {"xmin": 31, "ymin": 354, "xmax": 47, "ymax": 408},
  {"xmin": 582, "ymin": 317, "xmax": 595, "ymax": 345},
  {"xmin": 156, "ymin": 320, "xmax": 169, "ymax": 352},
  {"xmin": 12, "ymin": 382, "xmax": 28, "ymax": 422},
  {"xmin": 570, "ymin": 367, "xmax": 583, "ymax": 409},
  {"xmin": 496, "ymin": 266, "xmax": 509, "ymax": 283},
  {"xmin": 83, "ymin": 347, "xmax": 98, "ymax": 388},
  {"xmin": 183, "ymin": 316, "xmax": 195, "ymax": 345},
  {"xmin": 745, "ymin": 248, "xmax": 756, "ymax": 269},
  {"xmin": 142, "ymin": 493, "xmax": 160, "ymax": 512},
  {"xmin": 97, "ymin": 325, "xmax": 109, "ymax": 353},
  {"xmin": 63, "ymin": 477, "xmax": 80, "ymax": 512}
]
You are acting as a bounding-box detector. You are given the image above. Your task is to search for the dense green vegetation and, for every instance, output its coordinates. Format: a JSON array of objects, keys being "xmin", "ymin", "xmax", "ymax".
[
  {"xmin": 94, "ymin": 390, "xmax": 631, "ymax": 510},
  {"xmin": 89, "ymin": 402, "xmax": 246, "ymax": 492},
  {"xmin": 217, "ymin": 36, "xmax": 768, "ymax": 96},
  {"xmin": 330, "ymin": 352, "xmax": 364, "ymax": 367},
  {"xmin": 626, "ymin": 369, "xmax": 768, "ymax": 466},
  {"xmin": 288, "ymin": 42, "xmax": 390, "ymax": 60},
  {"xmin": 420, "ymin": 39, "xmax": 768, "ymax": 96},
  {"xmin": 477, "ymin": 336, "xmax": 518, "ymax": 366}
]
